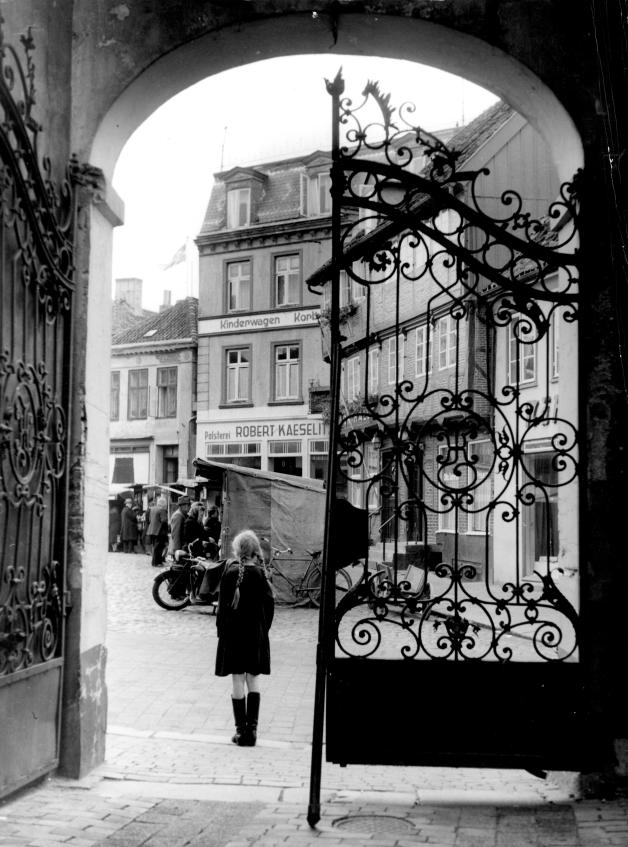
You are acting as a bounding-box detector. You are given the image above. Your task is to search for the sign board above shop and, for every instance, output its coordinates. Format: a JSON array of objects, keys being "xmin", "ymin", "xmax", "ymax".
[
  {"xmin": 199, "ymin": 307, "xmax": 320, "ymax": 336},
  {"xmin": 203, "ymin": 418, "xmax": 327, "ymax": 442}
]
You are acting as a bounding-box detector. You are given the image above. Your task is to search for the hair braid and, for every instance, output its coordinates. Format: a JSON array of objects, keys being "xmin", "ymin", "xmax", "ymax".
[{"xmin": 231, "ymin": 556, "xmax": 246, "ymax": 610}]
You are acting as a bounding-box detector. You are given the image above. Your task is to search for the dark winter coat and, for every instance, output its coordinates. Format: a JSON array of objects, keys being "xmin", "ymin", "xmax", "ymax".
[
  {"xmin": 120, "ymin": 506, "xmax": 138, "ymax": 542},
  {"xmin": 215, "ymin": 560, "xmax": 274, "ymax": 677},
  {"xmin": 183, "ymin": 515, "xmax": 204, "ymax": 548}
]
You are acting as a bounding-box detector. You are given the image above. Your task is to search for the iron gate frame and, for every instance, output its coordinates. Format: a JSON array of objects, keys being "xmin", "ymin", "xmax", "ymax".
[
  {"xmin": 0, "ymin": 20, "xmax": 79, "ymax": 798},
  {"xmin": 307, "ymin": 71, "xmax": 597, "ymax": 826}
]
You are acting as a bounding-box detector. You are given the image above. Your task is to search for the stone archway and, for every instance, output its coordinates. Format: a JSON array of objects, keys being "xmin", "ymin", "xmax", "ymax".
[{"xmin": 70, "ymin": 6, "xmax": 598, "ymax": 782}]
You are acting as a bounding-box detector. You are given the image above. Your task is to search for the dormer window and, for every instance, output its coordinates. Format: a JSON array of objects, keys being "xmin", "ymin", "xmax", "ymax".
[
  {"xmin": 300, "ymin": 171, "xmax": 332, "ymax": 217},
  {"xmin": 227, "ymin": 187, "xmax": 251, "ymax": 228}
]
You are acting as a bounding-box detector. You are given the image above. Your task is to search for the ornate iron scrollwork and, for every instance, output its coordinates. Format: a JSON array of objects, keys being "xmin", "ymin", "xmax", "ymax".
[
  {"xmin": 0, "ymin": 19, "xmax": 77, "ymax": 675},
  {"xmin": 317, "ymin": 73, "xmax": 580, "ymax": 663}
]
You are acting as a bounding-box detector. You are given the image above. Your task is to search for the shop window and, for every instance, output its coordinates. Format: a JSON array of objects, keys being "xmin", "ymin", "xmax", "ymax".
[
  {"xmin": 522, "ymin": 446, "xmax": 559, "ymax": 575},
  {"xmin": 274, "ymin": 344, "xmax": 300, "ymax": 401},
  {"xmin": 157, "ymin": 367, "xmax": 177, "ymax": 418},
  {"xmin": 225, "ymin": 347, "xmax": 251, "ymax": 403},
  {"xmin": 227, "ymin": 187, "xmax": 250, "ymax": 228},
  {"xmin": 437, "ymin": 443, "xmax": 466, "ymax": 532},
  {"xmin": 226, "ymin": 260, "xmax": 251, "ymax": 312},
  {"xmin": 110, "ymin": 371, "xmax": 120, "ymax": 421},
  {"xmin": 269, "ymin": 439, "xmax": 302, "ymax": 477},
  {"xmin": 274, "ymin": 254, "xmax": 300, "ymax": 307},
  {"xmin": 207, "ymin": 441, "xmax": 261, "ymax": 469},
  {"xmin": 438, "ymin": 314, "xmax": 457, "ymax": 370},
  {"xmin": 112, "ymin": 456, "xmax": 133, "ymax": 484},
  {"xmin": 128, "ymin": 368, "xmax": 148, "ymax": 420},
  {"xmin": 507, "ymin": 317, "xmax": 536, "ymax": 385},
  {"xmin": 468, "ymin": 439, "xmax": 493, "ymax": 533},
  {"xmin": 309, "ymin": 438, "xmax": 329, "ymax": 482}
]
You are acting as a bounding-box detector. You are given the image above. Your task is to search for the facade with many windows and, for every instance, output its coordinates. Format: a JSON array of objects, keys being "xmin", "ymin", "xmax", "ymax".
[
  {"xmin": 109, "ymin": 297, "xmax": 198, "ymax": 489},
  {"xmin": 195, "ymin": 152, "xmax": 332, "ymax": 479},
  {"xmin": 310, "ymin": 102, "xmax": 564, "ymax": 583}
]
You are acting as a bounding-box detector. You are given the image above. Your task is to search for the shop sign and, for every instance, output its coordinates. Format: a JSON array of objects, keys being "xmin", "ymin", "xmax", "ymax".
[
  {"xmin": 199, "ymin": 307, "xmax": 320, "ymax": 336},
  {"xmin": 203, "ymin": 418, "xmax": 327, "ymax": 442}
]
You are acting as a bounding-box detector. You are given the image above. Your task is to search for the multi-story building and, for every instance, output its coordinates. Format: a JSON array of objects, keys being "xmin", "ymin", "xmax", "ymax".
[
  {"xmin": 308, "ymin": 101, "xmax": 562, "ymax": 582},
  {"xmin": 109, "ymin": 296, "xmax": 198, "ymax": 490},
  {"xmin": 194, "ymin": 152, "xmax": 334, "ymax": 479}
]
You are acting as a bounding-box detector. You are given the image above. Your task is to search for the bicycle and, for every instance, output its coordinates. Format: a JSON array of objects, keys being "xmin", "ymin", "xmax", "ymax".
[{"xmin": 262, "ymin": 539, "xmax": 353, "ymax": 607}]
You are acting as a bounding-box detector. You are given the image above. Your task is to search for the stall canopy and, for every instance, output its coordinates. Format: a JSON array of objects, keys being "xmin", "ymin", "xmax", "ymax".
[{"xmin": 194, "ymin": 459, "xmax": 327, "ymax": 604}]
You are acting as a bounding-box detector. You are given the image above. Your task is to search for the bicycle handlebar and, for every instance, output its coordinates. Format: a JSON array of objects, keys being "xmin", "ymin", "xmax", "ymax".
[{"xmin": 261, "ymin": 537, "xmax": 292, "ymax": 556}]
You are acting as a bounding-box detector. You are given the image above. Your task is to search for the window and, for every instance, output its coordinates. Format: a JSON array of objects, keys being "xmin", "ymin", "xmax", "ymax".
[
  {"xmin": 346, "ymin": 355, "xmax": 361, "ymax": 402},
  {"xmin": 437, "ymin": 443, "xmax": 466, "ymax": 531},
  {"xmin": 156, "ymin": 367, "xmax": 177, "ymax": 418},
  {"xmin": 339, "ymin": 270, "xmax": 352, "ymax": 307},
  {"xmin": 468, "ymin": 439, "xmax": 493, "ymax": 532},
  {"xmin": 128, "ymin": 369, "xmax": 148, "ymax": 419},
  {"xmin": 162, "ymin": 445, "xmax": 178, "ymax": 484},
  {"xmin": 110, "ymin": 371, "xmax": 120, "ymax": 421},
  {"xmin": 551, "ymin": 310, "xmax": 560, "ymax": 378},
  {"xmin": 309, "ymin": 438, "xmax": 329, "ymax": 482},
  {"xmin": 274, "ymin": 254, "xmax": 300, "ymax": 306},
  {"xmin": 225, "ymin": 348, "xmax": 250, "ymax": 403},
  {"xmin": 227, "ymin": 187, "xmax": 250, "ymax": 228},
  {"xmin": 508, "ymin": 318, "xmax": 536, "ymax": 385},
  {"xmin": 522, "ymin": 446, "xmax": 559, "ymax": 574},
  {"xmin": 274, "ymin": 344, "xmax": 300, "ymax": 400},
  {"xmin": 368, "ymin": 348, "xmax": 380, "ymax": 395},
  {"xmin": 301, "ymin": 171, "xmax": 332, "ymax": 216},
  {"xmin": 387, "ymin": 335, "xmax": 403, "ymax": 384},
  {"xmin": 438, "ymin": 315, "xmax": 457, "ymax": 370},
  {"xmin": 415, "ymin": 325, "xmax": 430, "ymax": 377},
  {"xmin": 208, "ymin": 441, "xmax": 261, "ymax": 469},
  {"xmin": 226, "ymin": 260, "xmax": 251, "ymax": 312}
]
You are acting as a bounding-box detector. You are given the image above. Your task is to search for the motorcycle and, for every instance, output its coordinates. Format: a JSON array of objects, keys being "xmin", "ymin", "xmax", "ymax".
[{"xmin": 152, "ymin": 539, "xmax": 225, "ymax": 611}]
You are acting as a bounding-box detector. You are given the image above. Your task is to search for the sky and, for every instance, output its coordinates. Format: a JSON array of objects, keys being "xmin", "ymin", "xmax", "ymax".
[{"xmin": 112, "ymin": 54, "xmax": 499, "ymax": 312}]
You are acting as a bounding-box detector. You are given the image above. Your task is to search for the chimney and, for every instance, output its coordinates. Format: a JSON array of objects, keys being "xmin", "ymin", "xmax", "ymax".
[
  {"xmin": 159, "ymin": 290, "xmax": 172, "ymax": 313},
  {"xmin": 115, "ymin": 277, "xmax": 143, "ymax": 314}
]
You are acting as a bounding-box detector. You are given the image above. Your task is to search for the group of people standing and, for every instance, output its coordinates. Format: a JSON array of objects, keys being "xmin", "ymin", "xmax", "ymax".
[{"xmin": 110, "ymin": 494, "xmax": 222, "ymax": 566}]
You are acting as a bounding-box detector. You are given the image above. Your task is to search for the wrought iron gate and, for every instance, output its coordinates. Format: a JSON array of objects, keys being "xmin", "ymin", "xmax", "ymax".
[
  {"xmin": 0, "ymin": 25, "xmax": 77, "ymax": 797},
  {"xmin": 308, "ymin": 72, "xmax": 595, "ymax": 823}
]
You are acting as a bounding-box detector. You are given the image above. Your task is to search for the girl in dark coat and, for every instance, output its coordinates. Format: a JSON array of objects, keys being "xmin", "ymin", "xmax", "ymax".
[{"xmin": 215, "ymin": 529, "xmax": 274, "ymax": 747}]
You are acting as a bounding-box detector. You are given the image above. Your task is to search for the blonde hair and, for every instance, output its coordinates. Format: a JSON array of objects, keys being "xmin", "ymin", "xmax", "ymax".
[{"xmin": 230, "ymin": 530, "xmax": 263, "ymax": 609}]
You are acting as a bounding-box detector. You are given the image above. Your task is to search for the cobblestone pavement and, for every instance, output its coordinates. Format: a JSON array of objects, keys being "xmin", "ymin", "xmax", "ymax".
[{"xmin": 0, "ymin": 553, "xmax": 626, "ymax": 846}]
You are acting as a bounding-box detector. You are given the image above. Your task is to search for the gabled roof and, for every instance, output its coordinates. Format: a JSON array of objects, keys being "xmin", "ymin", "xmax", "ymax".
[
  {"xmin": 112, "ymin": 297, "xmax": 198, "ymax": 346},
  {"xmin": 111, "ymin": 299, "xmax": 156, "ymax": 335},
  {"xmin": 306, "ymin": 100, "xmax": 514, "ymax": 287}
]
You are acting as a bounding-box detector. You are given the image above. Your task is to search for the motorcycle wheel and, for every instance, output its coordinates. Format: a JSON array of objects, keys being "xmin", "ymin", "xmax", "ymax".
[{"xmin": 152, "ymin": 570, "xmax": 191, "ymax": 610}]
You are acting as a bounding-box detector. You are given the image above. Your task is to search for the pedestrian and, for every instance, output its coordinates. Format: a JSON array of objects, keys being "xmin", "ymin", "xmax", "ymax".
[
  {"xmin": 204, "ymin": 506, "xmax": 222, "ymax": 544},
  {"xmin": 148, "ymin": 495, "xmax": 169, "ymax": 567},
  {"xmin": 215, "ymin": 529, "xmax": 274, "ymax": 747},
  {"xmin": 168, "ymin": 495, "xmax": 191, "ymax": 557},
  {"xmin": 120, "ymin": 499, "xmax": 138, "ymax": 553},
  {"xmin": 108, "ymin": 502, "xmax": 121, "ymax": 552},
  {"xmin": 183, "ymin": 501, "xmax": 205, "ymax": 550}
]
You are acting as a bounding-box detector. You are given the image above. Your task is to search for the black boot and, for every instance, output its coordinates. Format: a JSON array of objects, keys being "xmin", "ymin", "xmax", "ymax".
[
  {"xmin": 241, "ymin": 692, "xmax": 260, "ymax": 747},
  {"xmin": 231, "ymin": 697, "xmax": 246, "ymax": 745}
]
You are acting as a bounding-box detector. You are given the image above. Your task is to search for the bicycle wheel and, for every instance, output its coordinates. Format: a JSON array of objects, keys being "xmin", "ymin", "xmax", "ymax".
[
  {"xmin": 335, "ymin": 567, "xmax": 352, "ymax": 606},
  {"xmin": 304, "ymin": 562, "xmax": 322, "ymax": 607}
]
